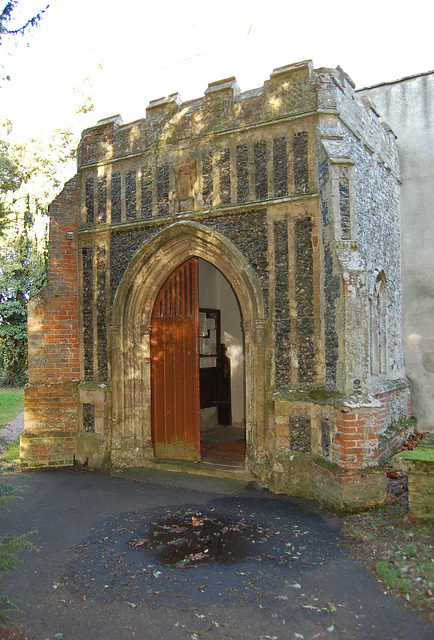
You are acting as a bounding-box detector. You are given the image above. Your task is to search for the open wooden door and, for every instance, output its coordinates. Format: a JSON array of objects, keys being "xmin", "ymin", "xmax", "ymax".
[{"xmin": 150, "ymin": 257, "xmax": 200, "ymax": 461}]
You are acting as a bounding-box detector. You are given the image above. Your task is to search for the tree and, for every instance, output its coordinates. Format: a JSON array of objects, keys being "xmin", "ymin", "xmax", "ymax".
[
  {"xmin": 1, "ymin": 1, "xmax": 49, "ymax": 83},
  {"xmin": 0, "ymin": 1, "xmax": 48, "ymax": 43},
  {"xmin": 0, "ymin": 71, "xmax": 97, "ymax": 384},
  {"xmin": 0, "ymin": 120, "xmax": 23, "ymax": 233},
  {"xmin": 0, "ymin": 216, "xmax": 47, "ymax": 385}
]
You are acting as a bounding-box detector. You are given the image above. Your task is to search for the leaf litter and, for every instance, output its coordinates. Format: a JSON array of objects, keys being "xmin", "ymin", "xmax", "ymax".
[{"xmin": 61, "ymin": 500, "xmax": 340, "ymax": 612}]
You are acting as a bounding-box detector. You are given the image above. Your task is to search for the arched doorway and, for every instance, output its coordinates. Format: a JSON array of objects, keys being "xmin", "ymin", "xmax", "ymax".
[
  {"xmin": 110, "ymin": 222, "xmax": 266, "ymax": 469},
  {"xmin": 150, "ymin": 256, "xmax": 246, "ymax": 464}
]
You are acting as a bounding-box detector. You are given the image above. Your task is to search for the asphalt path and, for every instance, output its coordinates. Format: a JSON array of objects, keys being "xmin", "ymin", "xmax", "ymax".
[{"xmin": 1, "ymin": 468, "xmax": 432, "ymax": 640}]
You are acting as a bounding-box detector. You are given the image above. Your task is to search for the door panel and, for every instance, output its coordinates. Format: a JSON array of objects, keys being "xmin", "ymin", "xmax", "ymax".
[{"xmin": 150, "ymin": 258, "xmax": 200, "ymax": 460}]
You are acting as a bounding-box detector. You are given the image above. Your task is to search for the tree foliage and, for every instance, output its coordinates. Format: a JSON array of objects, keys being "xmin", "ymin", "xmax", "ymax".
[
  {"xmin": 0, "ymin": 84, "xmax": 96, "ymax": 385},
  {"xmin": 1, "ymin": 1, "xmax": 49, "ymax": 84},
  {"xmin": 0, "ymin": 1, "xmax": 48, "ymax": 43},
  {"xmin": 0, "ymin": 123, "xmax": 22, "ymax": 234},
  {"xmin": 0, "ymin": 6, "xmax": 98, "ymax": 385},
  {"xmin": 0, "ymin": 222, "xmax": 47, "ymax": 385}
]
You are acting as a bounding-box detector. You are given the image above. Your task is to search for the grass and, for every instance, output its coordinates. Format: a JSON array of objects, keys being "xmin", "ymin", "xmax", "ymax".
[
  {"xmin": 2, "ymin": 439, "xmax": 20, "ymax": 468},
  {"xmin": 375, "ymin": 560, "xmax": 414, "ymax": 592},
  {"xmin": 0, "ymin": 389, "xmax": 24, "ymax": 470},
  {"xmin": 395, "ymin": 448, "xmax": 434, "ymax": 462},
  {"xmin": 0, "ymin": 389, "xmax": 24, "ymax": 429}
]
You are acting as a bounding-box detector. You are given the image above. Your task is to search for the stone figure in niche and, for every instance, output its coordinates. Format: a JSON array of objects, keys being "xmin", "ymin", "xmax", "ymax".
[{"xmin": 176, "ymin": 165, "xmax": 197, "ymax": 212}]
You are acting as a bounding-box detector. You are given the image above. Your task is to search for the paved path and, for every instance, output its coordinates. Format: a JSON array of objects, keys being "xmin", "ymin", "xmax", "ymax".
[
  {"xmin": 1, "ymin": 468, "xmax": 432, "ymax": 640},
  {"xmin": 0, "ymin": 410, "xmax": 24, "ymax": 448}
]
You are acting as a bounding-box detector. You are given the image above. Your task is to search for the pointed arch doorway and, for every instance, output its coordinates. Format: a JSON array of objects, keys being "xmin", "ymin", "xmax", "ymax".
[{"xmin": 150, "ymin": 256, "xmax": 246, "ymax": 464}]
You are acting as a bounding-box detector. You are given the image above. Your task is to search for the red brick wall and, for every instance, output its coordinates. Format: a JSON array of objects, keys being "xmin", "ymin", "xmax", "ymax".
[
  {"xmin": 332, "ymin": 407, "xmax": 379, "ymax": 468},
  {"xmin": 22, "ymin": 176, "xmax": 81, "ymax": 467},
  {"xmin": 27, "ymin": 175, "xmax": 81, "ymax": 384},
  {"xmin": 313, "ymin": 461, "xmax": 386, "ymax": 510},
  {"xmin": 24, "ymin": 383, "xmax": 78, "ymax": 433}
]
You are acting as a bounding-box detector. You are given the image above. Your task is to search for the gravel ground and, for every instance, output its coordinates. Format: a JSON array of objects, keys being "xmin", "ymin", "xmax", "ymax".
[{"xmin": 0, "ymin": 411, "xmax": 24, "ymax": 448}]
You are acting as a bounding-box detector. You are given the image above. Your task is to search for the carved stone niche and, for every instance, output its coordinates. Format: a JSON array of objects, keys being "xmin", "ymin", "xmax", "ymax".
[{"xmin": 175, "ymin": 165, "xmax": 197, "ymax": 212}]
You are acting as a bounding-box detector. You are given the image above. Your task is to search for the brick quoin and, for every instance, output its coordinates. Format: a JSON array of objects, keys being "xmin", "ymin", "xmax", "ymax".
[
  {"xmin": 333, "ymin": 408, "xmax": 380, "ymax": 469},
  {"xmin": 23, "ymin": 176, "xmax": 81, "ymax": 468}
]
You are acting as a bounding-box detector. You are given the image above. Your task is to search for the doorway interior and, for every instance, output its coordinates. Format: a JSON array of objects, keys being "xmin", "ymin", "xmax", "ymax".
[
  {"xmin": 150, "ymin": 256, "xmax": 246, "ymax": 466},
  {"xmin": 198, "ymin": 259, "xmax": 246, "ymax": 466}
]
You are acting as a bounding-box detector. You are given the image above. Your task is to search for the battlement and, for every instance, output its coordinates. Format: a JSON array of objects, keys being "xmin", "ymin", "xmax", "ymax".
[
  {"xmin": 77, "ymin": 60, "xmax": 319, "ymax": 167},
  {"xmin": 77, "ymin": 60, "xmax": 397, "ymax": 183}
]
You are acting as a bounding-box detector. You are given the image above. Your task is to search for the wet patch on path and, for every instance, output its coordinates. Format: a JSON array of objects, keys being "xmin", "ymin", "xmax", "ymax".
[{"xmin": 62, "ymin": 496, "xmax": 341, "ymax": 608}]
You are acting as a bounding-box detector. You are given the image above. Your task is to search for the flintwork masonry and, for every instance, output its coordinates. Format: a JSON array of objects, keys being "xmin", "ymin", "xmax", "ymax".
[{"xmin": 22, "ymin": 61, "xmax": 411, "ymax": 510}]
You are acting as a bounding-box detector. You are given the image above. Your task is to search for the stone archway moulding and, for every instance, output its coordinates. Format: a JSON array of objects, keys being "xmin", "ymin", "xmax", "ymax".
[{"xmin": 109, "ymin": 221, "xmax": 268, "ymax": 468}]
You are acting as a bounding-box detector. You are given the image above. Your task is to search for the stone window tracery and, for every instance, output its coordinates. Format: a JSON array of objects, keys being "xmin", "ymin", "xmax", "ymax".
[{"xmin": 370, "ymin": 272, "xmax": 387, "ymax": 375}]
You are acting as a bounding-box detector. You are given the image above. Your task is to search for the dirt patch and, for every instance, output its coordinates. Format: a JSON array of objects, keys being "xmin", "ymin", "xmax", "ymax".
[
  {"xmin": 0, "ymin": 623, "xmax": 35, "ymax": 640},
  {"xmin": 343, "ymin": 432, "xmax": 434, "ymax": 625}
]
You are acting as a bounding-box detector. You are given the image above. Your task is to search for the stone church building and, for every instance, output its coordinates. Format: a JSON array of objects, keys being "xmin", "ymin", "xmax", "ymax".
[{"xmin": 21, "ymin": 60, "xmax": 411, "ymax": 510}]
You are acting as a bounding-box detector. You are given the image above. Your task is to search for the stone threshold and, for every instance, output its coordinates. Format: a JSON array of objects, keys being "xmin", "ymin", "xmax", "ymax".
[{"xmin": 112, "ymin": 458, "xmax": 253, "ymax": 484}]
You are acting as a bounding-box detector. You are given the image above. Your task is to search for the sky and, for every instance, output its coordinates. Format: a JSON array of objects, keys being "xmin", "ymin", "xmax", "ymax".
[{"xmin": 1, "ymin": 0, "xmax": 433, "ymax": 137}]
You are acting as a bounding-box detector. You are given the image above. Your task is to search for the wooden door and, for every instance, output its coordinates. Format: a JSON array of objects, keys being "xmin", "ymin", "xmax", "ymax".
[{"xmin": 150, "ymin": 258, "xmax": 200, "ymax": 461}]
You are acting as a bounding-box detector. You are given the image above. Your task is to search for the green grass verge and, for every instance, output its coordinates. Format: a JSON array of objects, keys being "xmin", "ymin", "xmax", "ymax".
[
  {"xmin": 375, "ymin": 560, "xmax": 414, "ymax": 593},
  {"xmin": 0, "ymin": 389, "xmax": 24, "ymax": 429},
  {"xmin": 395, "ymin": 448, "xmax": 434, "ymax": 462},
  {"xmin": 2, "ymin": 438, "xmax": 20, "ymax": 466}
]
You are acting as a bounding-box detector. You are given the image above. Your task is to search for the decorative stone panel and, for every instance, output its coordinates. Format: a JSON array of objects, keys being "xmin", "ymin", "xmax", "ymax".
[
  {"xmin": 111, "ymin": 172, "xmax": 122, "ymax": 224},
  {"xmin": 82, "ymin": 403, "xmax": 95, "ymax": 433},
  {"xmin": 274, "ymin": 219, "xmax": 290, "ymax": 387}
]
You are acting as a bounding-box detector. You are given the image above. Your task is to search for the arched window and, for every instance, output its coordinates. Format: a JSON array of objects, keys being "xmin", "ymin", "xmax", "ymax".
[{"xmin": 370, "ymin": 273, "xmax": 387, "ymax": 375}]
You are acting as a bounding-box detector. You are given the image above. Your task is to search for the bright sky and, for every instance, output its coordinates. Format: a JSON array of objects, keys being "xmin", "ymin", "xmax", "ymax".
[{"xmin": 1, "ymin": 0, "xmax": 433, "ymax": 136}]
